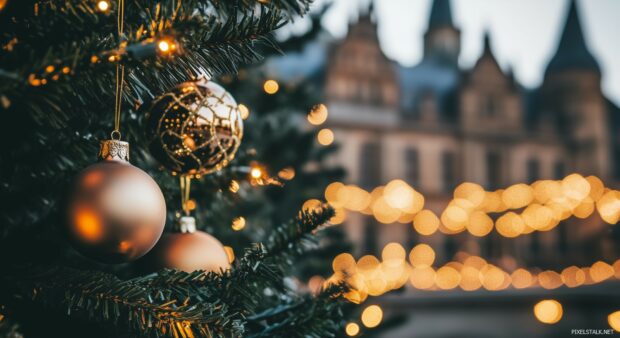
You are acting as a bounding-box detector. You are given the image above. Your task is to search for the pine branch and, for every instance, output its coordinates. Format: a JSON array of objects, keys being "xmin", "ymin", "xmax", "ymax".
[
  {"xmin": 245, "ymin": 284, "xmax": 347, "ymax": 338},
  {"xmin": 0, "ymin": 206, "xmax": 336, "ymax": 337},
  {"xmin": 1, "ymin": 1, "xmax": 289, "ymax": 91},
  {"xmin": 265, "ymin": 205, "xmax": 336, "ymax": 257},
  {"xmin": 2, "ymin": 267, "xmax": 237, "ymax": 337}
]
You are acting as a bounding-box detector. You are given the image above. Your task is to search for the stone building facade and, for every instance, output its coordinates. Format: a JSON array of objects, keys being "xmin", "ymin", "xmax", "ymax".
[{"xmin": 324, "ymin": 0, "xmax": 620, "ymax": 268}]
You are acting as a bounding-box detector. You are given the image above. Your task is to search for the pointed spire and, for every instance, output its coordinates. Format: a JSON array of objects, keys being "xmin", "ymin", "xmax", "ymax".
[
  {"xmin": 358, "ymin": 0, "xmax": 374, "ymax": 23},
  {"xmin": 428, "ymin": 0, "xmax": 454, "ymax": 29},
  {"xmin": 482, "ymin": 30, "xmax": 492, "ymax": 55},
  {"xmin": 546, "ymin": 0, "xmax": 599, "ymax": 73},
  {"xmin": 473, "ymin": 30, "xmax": 500, "ymax": 71}
]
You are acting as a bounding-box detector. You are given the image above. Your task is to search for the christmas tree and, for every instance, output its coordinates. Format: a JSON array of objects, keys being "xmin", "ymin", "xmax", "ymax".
[{"xmin": 0, "ymin": 0, "xmax": 349, "ymax": 337}]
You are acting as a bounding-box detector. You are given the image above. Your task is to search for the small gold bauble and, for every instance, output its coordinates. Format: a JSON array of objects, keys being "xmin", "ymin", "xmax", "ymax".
[
  {"xmin": 66, "ymin": 140, "xmax": 167, "ymax": 263},
  {"xmin": 145, "ymin": 218, "xmax": 231, "ymax": 273},
  {"xmin": 144, "ymin": 79, "xmax": 243, "ymax": 177}
]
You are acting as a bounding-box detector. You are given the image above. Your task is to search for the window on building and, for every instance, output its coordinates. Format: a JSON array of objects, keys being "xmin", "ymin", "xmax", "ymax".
[
  {"xmin": 554, "ymin": 161, "xmax": 566, "ymax": 180},
  {"xmin": 482, "ymin": 95, "xmax": 497, "ymax": 118},
  {"xmin": 360, "ymin": 142, "xmax": 381, "ymax": 189},
  {"xmin": 486, "ymin": 151, "xmax": 502, "ymax": 190},
  {"xmin": 442, "ymin": 152, "xmax": 456, "ymax": 193},
  {"xmin": 527, "ymin": 158, "xmax": 540, "ymax": 183},
  {"xmin": 405, "ymin": 149, "xmax": 420, "ymax": 189}
]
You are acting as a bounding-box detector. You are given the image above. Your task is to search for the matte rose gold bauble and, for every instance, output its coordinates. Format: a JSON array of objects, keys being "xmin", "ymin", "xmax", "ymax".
[
  {"xmin": 145, "ymin": 216, "xmax": 230, "ymax": 273},
  {"xmin": 66, "ymin": 140, "xmax": 167, "ymax": 263}
]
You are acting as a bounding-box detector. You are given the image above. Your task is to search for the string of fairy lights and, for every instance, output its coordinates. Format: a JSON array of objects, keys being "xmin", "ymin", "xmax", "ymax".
[{"xmin": 25, "ymin": 0, "xmax": 179, "ymax": 88}]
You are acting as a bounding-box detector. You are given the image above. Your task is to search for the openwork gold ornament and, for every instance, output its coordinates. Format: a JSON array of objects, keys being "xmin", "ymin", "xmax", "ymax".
[{"xmin": 144, "ymin": 79, "xmax": 243, "ymax": 177}]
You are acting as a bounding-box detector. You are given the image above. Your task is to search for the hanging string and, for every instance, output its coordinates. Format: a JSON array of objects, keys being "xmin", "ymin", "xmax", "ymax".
[
  {"xmin": 180, "ymin": 175, "xmax": 192, "ymax": 215},
  {"xmin": 112, "ymin": 0, "xmax": 125, "ymax": 140}
]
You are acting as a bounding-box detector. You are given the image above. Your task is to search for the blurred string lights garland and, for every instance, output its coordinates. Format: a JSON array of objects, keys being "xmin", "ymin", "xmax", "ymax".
[{"xmin": 299, "ymin": 102, "xmax": 620, "ymax": 334}]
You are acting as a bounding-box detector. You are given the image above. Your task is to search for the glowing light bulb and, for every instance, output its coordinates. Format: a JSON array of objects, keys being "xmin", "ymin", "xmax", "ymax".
[
  {"xmin": 250, "ymin": 167, "xmax": 262, "ymax": 179},
  {"xmin": 158, "ymin": 40, "xmax": 171, "ymax": 52},
  {"xmin": 97, "ymin": 0, "xmax": 110, "ymax": 12}
]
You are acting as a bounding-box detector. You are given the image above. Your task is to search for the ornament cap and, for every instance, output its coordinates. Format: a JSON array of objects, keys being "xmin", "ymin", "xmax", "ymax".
[
  {"xmin": 177, "ymin": 216, "xmax": 196, "ymax": 233},
  {"xmin": 99, "ymin": 139, "xmax": 129, "ymax": 162}
]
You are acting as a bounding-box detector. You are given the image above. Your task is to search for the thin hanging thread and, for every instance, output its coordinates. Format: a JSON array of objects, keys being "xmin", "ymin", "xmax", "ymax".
[
  {"xmin": 112, "ymin": 0, "xmax": 125, "ymax": 140},
  {"xmin": 180, "ymin": 176, "xmax": 192, "ymax": 215}
]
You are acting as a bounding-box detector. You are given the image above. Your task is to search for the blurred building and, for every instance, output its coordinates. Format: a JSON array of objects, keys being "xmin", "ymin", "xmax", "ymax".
[{"xmin": 323, "ymin": 0, "xmax": 620, "ymax": 269}]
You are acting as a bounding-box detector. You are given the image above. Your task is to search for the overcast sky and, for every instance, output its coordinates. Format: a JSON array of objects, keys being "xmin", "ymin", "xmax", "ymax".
[{"xmin": 312, "ymin": 0, "xmax": 620, "ymax": 105}]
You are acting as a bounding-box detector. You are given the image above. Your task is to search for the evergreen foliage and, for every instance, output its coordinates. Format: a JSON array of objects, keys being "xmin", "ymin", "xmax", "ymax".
[{"xmin": 0, "ymin": 1, "xmax": 349, "ymax": 337}]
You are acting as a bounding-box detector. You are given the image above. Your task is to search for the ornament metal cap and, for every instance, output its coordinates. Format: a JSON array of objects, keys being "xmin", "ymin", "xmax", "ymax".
[
  {"xmin": 99, "ymin": 139, "xmax": 129, "ymax": 162},
  {"xmin": 177, "ymin": 216, "xmax": 197, "ymax": 233}
]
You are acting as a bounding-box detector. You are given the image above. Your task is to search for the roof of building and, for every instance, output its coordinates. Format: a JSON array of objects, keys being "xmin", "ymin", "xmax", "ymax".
[
  {"xmin": 546, "ymin": 0, "xmax": 600, "ymax": 74},
  {"xmin": 397, "ymin": 59, "xmax": 459, "ymax": 120}
]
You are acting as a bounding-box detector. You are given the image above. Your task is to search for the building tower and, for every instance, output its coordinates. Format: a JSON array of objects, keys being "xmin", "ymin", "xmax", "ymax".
[
  {"xmin": 423, "ymin": 0, "xmax": 461, "ymax": 66},
  {"xmin": 541, "ymin": 0, "xmax": 608, "ymax": 179}
]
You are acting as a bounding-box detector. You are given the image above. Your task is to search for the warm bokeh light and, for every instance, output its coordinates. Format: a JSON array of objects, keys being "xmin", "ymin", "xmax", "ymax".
[
  {"xmin": 382, "ymin": 242, "xmax": 406, "ymax": 267},
  {"xmin": 330, "ymin": 207, "xmax": 347, "ymax": 224},
  {"xmin": 455, "ymin": 182, "xmax": 486, "ymax": 208},
  {"xmin": 361, "ymin": 305, "xmax": 383, "ymax": 328},
  {"xmin": 480, "ymin": 265, "xmax": 505, "ymax": 290},
  {"xmin": 231, "ymin": 217, "xmax": 246, "ymax": 231},
  {"xmin": 302, "ymin": 199, "xmax": 323, "ymax": 213},
  {"xmin": 538, "ymin": 271, "xmax": 562, "ymax": 289},
  {"xmin": 502, "ymin": 183, "xmax": 534, "ymax": 209},
  {"xmin": 238, "ymin": 103, "xmax": 250, "ymax": 120},
  {"xmin": 97, "ymin": 0, "xmax": 110, "ymax": 11},
  {"xmin": 561, "ymin": 266, "xmax": 585, "ymax": 288},
  {"xmin": 609, "ymin": 311, "xmax": 620, "ymax": 332},
  {"xmin": 590, "ymin": 261, "xmax": 614, "ymax": 282},
  {"xmin": 263, "ymin": 79, "xmax": 279, "ymax": 94},
  {"xmin": 562, "ymin": 173, "xmax": 590, "ymax": 201},
  {"xmin": 467, "ymin": 210, "xmax": 494, "ymax": 237},
  {"xmin": 317, "ymin": 128, "xmax": 335, "ymax": 146},
  {"xmin": 308, "ymin": 104, "xmax": 328, "ymax": 125},
  {"xmin": 277, "ymin": 167, "xmax": 295, "ymax": 181},
  {"xmin": 345, "ymin": 322, "xmax": 360, "ymax": 336},
  {"xmin": 533, "ymin": 300, "xmax": 563, "ymax": 324},
  {"xmin": 409, "ymin": 243, "xmax": 435, "ymax": 268},
  {"xmin": 413, "ymin": 209, "xmax": 439, "ymax": 235},
  {"xmin": 307, "ymin": 275, "xmax": 325, "ymax": 294},
  {"xmin": 435, "ymin": 266, "xmax": 461, "ymax": 290},
  {"xmin": 333, "ymin": 253, "xmax": 357, "ymax": 275},
  {"xmin": 459, "ymin": 266, "xmax": 482, "ymax": 291},
  {"xmin": 410, "ymin": 266, "xmax": 435, "ymax": 289},
  {"xmin": 495, "ymin": 212, "xmax": 524, "ymax": 238},
  {"xmin": 511, "ymin": 268, "xmax": 533, "ymax": 289}
]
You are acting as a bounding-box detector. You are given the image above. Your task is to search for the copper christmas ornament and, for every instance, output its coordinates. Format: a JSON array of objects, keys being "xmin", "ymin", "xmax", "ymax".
[
  {"xmin": 144, "ymin": 216, "xmax": 230, "ymax": 273},
  {"xmin": 144, "ymin": 79, "xmax": 243, "ymax": 177},
  {"xmin": 66, "ymin": 140, "xmax": 167, "ymax": 263}
]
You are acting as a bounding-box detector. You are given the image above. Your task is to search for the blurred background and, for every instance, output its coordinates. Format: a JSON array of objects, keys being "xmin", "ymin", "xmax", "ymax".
[{"xmin": 260, "ymin": 0, "xmax": 620, "ymax": 336}]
